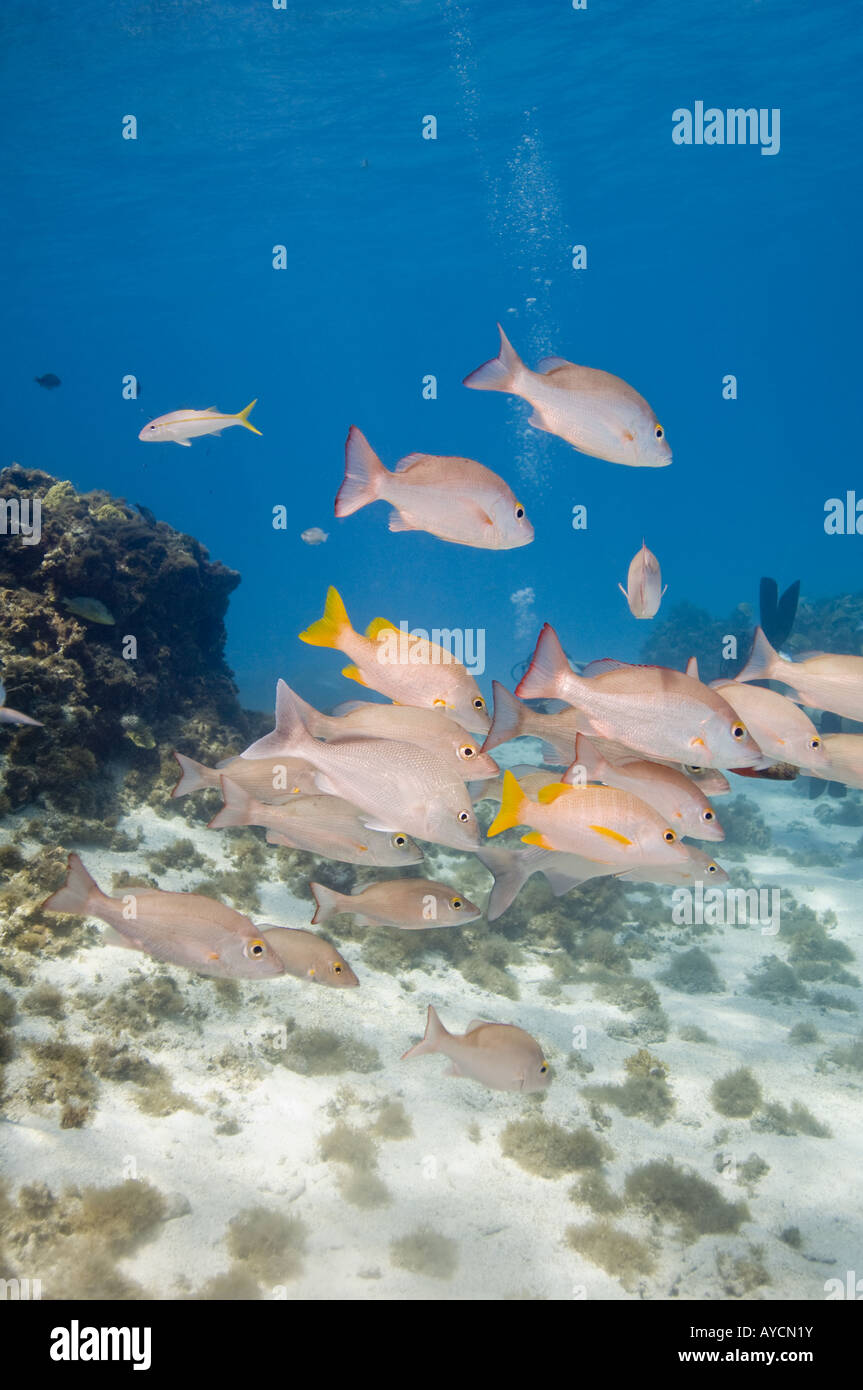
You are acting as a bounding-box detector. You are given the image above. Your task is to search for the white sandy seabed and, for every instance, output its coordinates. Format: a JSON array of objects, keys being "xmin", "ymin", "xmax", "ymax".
[{"xmin": 1, "ymin": 763, "xmax": 862, "ymax": 1303}]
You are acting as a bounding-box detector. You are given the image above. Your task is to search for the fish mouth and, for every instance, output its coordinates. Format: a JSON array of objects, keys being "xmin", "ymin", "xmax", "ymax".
[{"xmin": 468, "ymin": 757, "xmax": 500, "ymax": 780}]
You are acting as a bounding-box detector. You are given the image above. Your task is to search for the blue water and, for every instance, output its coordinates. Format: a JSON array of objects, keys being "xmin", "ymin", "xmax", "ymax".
[{"xmin": 1, "ymin": 0, "xmax": 861, "ymax": 714}]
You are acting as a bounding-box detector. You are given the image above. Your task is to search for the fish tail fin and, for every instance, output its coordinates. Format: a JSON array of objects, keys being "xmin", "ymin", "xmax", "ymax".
[
  {"xmin": 482, "ymin": 681, "xmax": 525, "ymax": 754},
  {"xmin": 171, "ymin": 751, "xmax": 210, "ymax": 798},
  {"xmin": 515, "ymin": 623, "xmax": 571, "ymax": 700},
  {"xmin": 42, "ymin": 853, "xmax": 103, "ymax": 915},
  {"xmin": 737, "ymin": 626, "xmax": 780, "ymax": 683},
  {"xmin": 476, "ymin": 845, "xmax": 536, "ymax": 921},
  {"xmin": 209, "ymin": 777, "xmax": 256, "ymax": 830},
  {"xmin": 235, "ymin": 399, "xmax": 262, "ymax": 435},
  {"xmin": 540, "ymin": 738, "xmax": 570, "ymax": 766},
  {"xmin": 462, "ymin": 323, "xmax": 526, "ymax": 392},
  {"xmin": 568, "ymin": 733, "xmax": 605, "ymax": 785},
  {"xmin": 774, "ymin": 580, "xmax": 800, "ymax": 648},
  {"xmin": 299, "ymin": 586, "xmax": 353, "ymax": 649},
  {"xmin": 401, "ymin": 1003, "xmax": 448, "ymax": 1061},
  {"xmin": 335, "ymin": 427, "xmax": 389, "ymax": 517},
  {"xmin": 309, "ymin": 881, "xmax": 344, "ymax": 925},
  {"xmin": 266, "ymin": 680, "xmax": 316, "ymax": 756},
  {"xmin": 486, "ymin": 770, "xmax": 527, "ymax": 837},
  {"xmin": 275, "ymin": 682, "xmax": 323, "ymax": 737}
]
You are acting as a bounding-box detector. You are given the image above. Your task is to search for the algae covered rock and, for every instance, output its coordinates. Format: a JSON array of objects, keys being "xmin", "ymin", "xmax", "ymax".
[{"xmin": 0, "ymin": 465, "xmax": 258, "ymax": 814}]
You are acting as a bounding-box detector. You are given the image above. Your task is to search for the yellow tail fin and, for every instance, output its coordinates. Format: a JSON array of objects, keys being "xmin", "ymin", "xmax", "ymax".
[
  {"xmin": 236, "ymin": 399, "xmax": 262, "ymax": 435},
  {"xmin": 487, "ymin": 770, "xmax": 526, "ymax": 838},
  {"xmin": 299, "ymin": 586, "xmax": 351, "ymax": 648}
]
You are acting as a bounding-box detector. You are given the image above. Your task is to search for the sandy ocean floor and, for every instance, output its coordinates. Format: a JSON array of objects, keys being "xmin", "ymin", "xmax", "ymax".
[{"xmin": 1, "ymin": 762, "xmax": 861, "ymax": 1302}]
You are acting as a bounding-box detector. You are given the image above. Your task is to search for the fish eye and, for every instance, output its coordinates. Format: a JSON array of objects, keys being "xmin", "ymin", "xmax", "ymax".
[
  {"xmin": 707, "ymin": 862, "xmax": 718, "ymax": 874},
  {"xmin": 655, "ymin": 425, "xmax": 664, "ymax": 439},
  {"xmin": 514, "ymin": 503, "xmax": 525, "ymax": 519},
  {"xmin": 391, "ymin": 833, "xmax": 407, "ymax": 847},
  {"xmin": 473, "ymin": 697, "xmax": 486, "ymax": 711},
  {"xmin": 246, "ymin": 938, "xmax": 266, "ymax": 959},
  {"xmin": 459, "ymin": 743, "xmax": 476, "ymax": 760},
  {"xmin": 333, "ymin": 962, "xmax": 343, "ymax": 974},
  {"xmin": 684, "ymin": 764, "xmax": 701, "ymax": 774},
  {"xmin": 539, "ymin": 1062, "xmax": 548, "ymax": 1075},
  {"xmin": 732, "ymin": 723, "xmax": 746, "ymax": 740},
  {"xmin": 703, "ymin": 810, "xmax": 714, "ymax": 822},
  {"xmin": 450, "ymin": 896, "xmax": 464, "ymax": 910},
  {"xmin": 458, "ymin": 810, "xmax": 471, "ymax": 823},
  {"xmin": 809, "ymin": 737, "xmax": 821, "ymax": 750},
  {"xmin": 663, "ymin": 828, "xmax": 677, "ymax": 843}
]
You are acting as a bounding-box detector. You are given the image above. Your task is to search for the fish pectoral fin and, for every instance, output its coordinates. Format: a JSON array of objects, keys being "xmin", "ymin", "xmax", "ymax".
[
  {"xmin": 462, "ymin": 500, "xmax": 494, "ymax": 528},
  {"xmin": 102, "ymin": 925, "xmax": 143, "ymax": 952},
  {"xmin": 388, "ymin": 510, "xmax": 417, "ymax": 533},
  {"xmin": 445, "ymin": 1063, "xmax": 464, "ymax": 1078},
  {"xmin": 207, "ymin": 951, "xmax": 220, "ymax": 961},
  {"xmin": 588, "ymin": 824, "xmax": 633, "ymax": 846},
  {"xmin": 622, "ymin": 429, "xmax": 635, "ymax": 442},
  {"xmin": 341, "ymin": 664, "xmax": 368, "ymax": 686},
  {"xmin": 174, "ymin": 438, "xmax": 192, "ymax": 447}
]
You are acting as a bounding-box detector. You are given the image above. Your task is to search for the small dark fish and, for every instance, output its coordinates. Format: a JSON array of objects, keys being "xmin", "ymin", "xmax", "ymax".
[
  {"xmin": 34, "ymin": 373, "xmax": 61, "ymax": 389},
  {"xmin": 133, "ymin": 503, "xmax": 158, "ymax": 526},
  {"xmin": 809, "ymin": 712, "xmax": 846, "ymax": 799},
  {"xmin": 759, "ymin": 577, "xmax": 800, "ymax": 650}
]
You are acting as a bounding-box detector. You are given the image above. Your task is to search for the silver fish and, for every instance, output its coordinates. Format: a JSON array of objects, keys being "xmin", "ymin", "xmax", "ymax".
[
  {"xmin": 210, "ymin": 778, "xmax": 425, "ymax": 867},
  {"xmin": 43, "ymin": 854, "xmax": 284, "ymax": 980},
  {"xmin": 402, "ymin": 1004, "xmax": 551, "ymax": 1093},
  {"xmin": 310, "ymin": 877, "xmax": 481, "ymax": 930}
]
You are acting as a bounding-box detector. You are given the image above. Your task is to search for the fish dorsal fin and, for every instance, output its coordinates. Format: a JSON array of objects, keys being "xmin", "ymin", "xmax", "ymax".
[
  {"xmin": 465, "ymin": 1019, "xmax": 488, "ymax": 1034},
  {"xmin": 685, "ymin": 656, "xmax": 699, "ymax": 679},
  {"xmin": 393, "ymin": 452, "xmax": 426, "ymax": 474},
  {"xmin": 536, "ymin": 356, "xmax": 570, "ymax": 374},
  {"xmin": 581, "ymin": 658, "xmax": 628, "ymax": 678},
  {"xmin": 537, "ymin": 782, "xmax": 572, "ymax": 804},
  {"xmin": 331, "ymin": 700, "xmax": 369, "ymax": 716},
  {"xmin": 365, "ymin": 617, "xmax": 398, "ymax": 640},
  {"xmin": 588, "ymin": 825, "xmax": 633, "ymax": 845}
]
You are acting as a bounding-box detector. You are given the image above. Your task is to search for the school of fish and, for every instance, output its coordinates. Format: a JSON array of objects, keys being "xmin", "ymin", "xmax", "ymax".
[{"xmin": 11, "ymin": 322, "xmax": 861, "ymax": 1092}]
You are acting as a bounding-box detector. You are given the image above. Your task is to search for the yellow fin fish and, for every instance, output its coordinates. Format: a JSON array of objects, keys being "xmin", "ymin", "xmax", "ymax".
[{"xmin": 138, "ymin": 399, "xmax": 261, "ymax": 446}]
